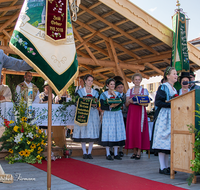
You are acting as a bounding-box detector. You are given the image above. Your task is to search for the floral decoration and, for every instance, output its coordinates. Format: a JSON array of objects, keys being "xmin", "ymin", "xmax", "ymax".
[
  {"xmin": 0, "ymin": 97, "xmax": 47, "ymax": 164},
  {"xmin": 173, "ymin": 94, "xmax": 179, "ymax": 98},
  {"xmin": 11, "ymin": 33, "xmax": 36, "ymax": 55}
]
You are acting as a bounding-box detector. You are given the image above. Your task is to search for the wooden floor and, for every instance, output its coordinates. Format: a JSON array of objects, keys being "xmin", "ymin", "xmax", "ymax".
[{"xmin": 0, "ymin": 152, "xmax": 200, "ymax": 190}]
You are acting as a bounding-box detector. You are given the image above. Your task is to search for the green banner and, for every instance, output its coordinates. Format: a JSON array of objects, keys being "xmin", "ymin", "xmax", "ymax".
[
  {"xmin": 74, "ymin": 98, "xmax": 92, "ymax": 126},
  {"xmin": 9, "ymin": 0, "xmax": 78, "ymax": 95},
  {"xmin": 171, "ymin": 12, "xmax": 189, "ymax": 73}
]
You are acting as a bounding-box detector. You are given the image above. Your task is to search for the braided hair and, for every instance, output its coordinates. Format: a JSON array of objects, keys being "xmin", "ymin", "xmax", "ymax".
[{"xmin": 164, "ymin": 66, "xmax": 176, "ymax": 81}]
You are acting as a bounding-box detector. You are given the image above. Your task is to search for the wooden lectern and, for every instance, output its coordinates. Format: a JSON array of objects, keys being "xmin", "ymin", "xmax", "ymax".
[{"xmin": 170, "ymin": 89, "xmax": 200, "ymax": 183}]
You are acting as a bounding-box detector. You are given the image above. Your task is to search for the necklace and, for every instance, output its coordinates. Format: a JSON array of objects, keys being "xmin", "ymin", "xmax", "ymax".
[{"xmin": 183, "ymin": 89, "xmax": 187, "ymax": 91}]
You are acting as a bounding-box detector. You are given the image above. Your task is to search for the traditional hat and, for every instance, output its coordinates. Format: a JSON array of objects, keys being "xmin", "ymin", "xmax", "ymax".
[
  {"xmin": 178, "ymin": 72, "xmax": 191, "ymax": 83},
  {"xmin": 42, "ymin": 81, "xmax": 49, "ymax": 88},
  {"xmin": 189, "ymin": 69, "xmax": 195, "ymax": 77},
  {"xmin": 115, "ymin": 80, "xmax": 124, "ymax": 88}
]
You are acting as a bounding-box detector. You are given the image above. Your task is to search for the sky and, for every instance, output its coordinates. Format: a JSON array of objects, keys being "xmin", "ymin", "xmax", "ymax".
[{"xmin": 129, "ymin": 0, "xmax": 200, "ymax": 41}]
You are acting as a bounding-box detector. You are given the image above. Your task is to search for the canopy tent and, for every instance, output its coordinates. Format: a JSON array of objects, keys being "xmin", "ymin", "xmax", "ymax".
[{"xmin": 0, "ymin": 0, "xmax": 200, "ymax": 91}]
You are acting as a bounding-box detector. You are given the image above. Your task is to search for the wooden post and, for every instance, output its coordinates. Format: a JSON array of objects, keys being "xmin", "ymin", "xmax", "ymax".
[
  {"xmin": 2, "ymin": 69, "xmax": 6, "ymax": 85},
  {"xmin": 47, "ymin": 87, "xmax": 52, "ymax": 190},
  {"xmin": 109, "ymin": 38, "xmax": 129, "ymax": 92}
]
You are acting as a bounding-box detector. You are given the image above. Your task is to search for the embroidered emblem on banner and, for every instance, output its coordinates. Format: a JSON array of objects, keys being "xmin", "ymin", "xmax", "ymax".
[
  {"xmin": 45, "ymin": 0, "xmax": 67, "ymax": 44},
  {"xmin": 9, "ymin": 0, "xmax": 78, "ymax": 95}
]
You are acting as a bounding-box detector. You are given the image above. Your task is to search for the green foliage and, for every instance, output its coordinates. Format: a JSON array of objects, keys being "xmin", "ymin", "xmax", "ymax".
[
  {"xmin": 26, "ymin": 6, "xmax": 43, "ymax": 25},
  {"xmin": 32, "ymin": 21, "xmax": 39, "ymax": 27},
  {"xmin": 67, "ymin": 82, "xmax": 76, "ymax": 98},
  {"xmin": 187, "ymin": 103, "xmax": 200, "ymax": 185}
]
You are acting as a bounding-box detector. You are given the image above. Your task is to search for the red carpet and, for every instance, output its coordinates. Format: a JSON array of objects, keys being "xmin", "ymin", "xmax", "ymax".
[{"xmin": 32, "ymin": 158, "xmax": 186, "ymax": 190}]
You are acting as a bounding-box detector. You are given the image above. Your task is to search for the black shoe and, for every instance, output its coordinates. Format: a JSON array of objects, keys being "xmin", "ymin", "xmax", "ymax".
[
  {"xmin": 167, "ymin": 167, "xmax": 177, "ymax": 174},
  {"xmin": 106, "ymin": 155, "xmax": 114, "ymax": 160},
  {"xmin": 159, "ymin": 168, "xmax": 170, "ymax": 175},
  {"xmin": 119, "ymin": 151, "xmax": 124, "ymax": 157},
  {"xmin": 154, "ymin": 152, "xmax": 158, "ymax": 156},
  {"xmin": 83, "ymin": 154, "xmax": 88, "ymax": 159},
  {"xmin": 114, "ymin": 155, "xmax": 122, "ymax": 160},
  {"xmin": 110, "ymin": 151, "xmax": 114, "ymax": 156},
  {"xmin": 87, "ymin": 154, "xmax": 93, "ymax": 159},
  {"xmin": 130, "ymin": 154, "xmax": 137, "ymax": 159},
  {"xmin": 135, "ymin": 154, "xmax": 141, "ymax": 160}
]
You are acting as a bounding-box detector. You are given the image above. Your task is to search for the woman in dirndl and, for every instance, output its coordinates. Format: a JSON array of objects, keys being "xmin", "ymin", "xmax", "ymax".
[
  {"xmin": 73, "ymin": 74, "xmax": 100, "ymax": 159},
  {"xmin": 125, "ymin": 73, "xmax": 150, "ymax": 160},
  {"xmin": 152, "ymin": 66, "xmax": 178, "ymax": 175},
  {"xmin": 99, "ymin": 78, "xmax": 126, "ymax": 160}
]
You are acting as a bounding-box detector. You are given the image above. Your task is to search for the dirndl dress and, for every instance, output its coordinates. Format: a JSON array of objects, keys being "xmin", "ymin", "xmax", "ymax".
[
  {"xmin": 72, "ymin": 88, "xmax": 100, "ymax": 143},
  {"xmin": 99, "ymin": 91, "xmax": 126, "ymax": 147},
  {"xmin": 125, "ymin": 87, "xmax": 150, "ymax": 150},
  {"xmin": 152, "ymin": 82, "xmax": 177, "ymax": 153}
]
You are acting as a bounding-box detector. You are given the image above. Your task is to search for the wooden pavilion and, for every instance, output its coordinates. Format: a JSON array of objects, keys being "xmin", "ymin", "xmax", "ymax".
[{"xmin": 0, "ymin": 0, "xmax": 200, "ymax": 91}]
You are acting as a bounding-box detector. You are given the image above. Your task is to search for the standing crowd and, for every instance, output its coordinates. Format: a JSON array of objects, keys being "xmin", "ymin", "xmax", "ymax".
[
  {"xmin": 70, "ymin": 66, "xmax": 199, "ymax": 176},
  {"xmin": 0, "ymin": 50, "xmax": 199, "ymax": 176}
]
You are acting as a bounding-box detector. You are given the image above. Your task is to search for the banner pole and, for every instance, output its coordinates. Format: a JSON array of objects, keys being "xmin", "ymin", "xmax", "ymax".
[{"xmin": 47, "ymin": 86, "xmax": 52, "ymax": 190}]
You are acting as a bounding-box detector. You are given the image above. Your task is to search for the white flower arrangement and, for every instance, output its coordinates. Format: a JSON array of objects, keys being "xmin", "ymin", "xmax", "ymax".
[
  {"xmin": 14, "ymin": 133, "xmax": 23, "ymax": 144},
  {"xmin": 26, "ymin": 132, "xmax": 33, "ymax": 139}
]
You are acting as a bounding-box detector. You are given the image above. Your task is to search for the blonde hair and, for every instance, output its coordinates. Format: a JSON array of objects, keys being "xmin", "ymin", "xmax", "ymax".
[{"xmin": 131, "ymin": 73, "xmax": 142, "ymax": 81}]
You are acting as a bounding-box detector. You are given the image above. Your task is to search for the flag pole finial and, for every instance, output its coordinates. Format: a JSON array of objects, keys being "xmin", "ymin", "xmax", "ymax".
[{"xmin": 176, "ymin": 0, "xmax": 181, "ymax": 10}]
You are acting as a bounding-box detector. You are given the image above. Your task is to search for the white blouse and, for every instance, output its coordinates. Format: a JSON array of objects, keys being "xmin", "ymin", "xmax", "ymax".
[{"xmin": 126, "ymin": 86, "xmax": 149, "ymax": 97}]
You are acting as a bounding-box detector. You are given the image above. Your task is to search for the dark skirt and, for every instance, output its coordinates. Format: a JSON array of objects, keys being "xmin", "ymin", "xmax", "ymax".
[
  {"xmin": 153, "ymin": 149, "xmax": 170, "ymax": 154},
  {"xmin": 72, "ymin": 137, "xmax": 99, "ymax": 143}
]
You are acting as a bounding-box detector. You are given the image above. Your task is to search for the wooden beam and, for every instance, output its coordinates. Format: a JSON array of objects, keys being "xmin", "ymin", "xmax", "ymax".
[
  {"xmin": 0, "ymin": 0, "xmax": 13, "ymax": 3},
  {"xmin": 76, "ymin": 49, "xmax": 90, "ymax": 58},
  {"xmin": 75, "ymin": 20, "xmax": 140, "ymax": 60},
  {"xmin": 113, "ymin": 42, "xmax": 140, "ymax": 59},
  {"xmin": 0, "ymin": 10, "xmax": 20, "ymax": 33},
  {"xmin": 125, "ymin": 52, "xmax": 172, "ymax": 64},
  {"xmin": 109, "ymin": 38, "xmax": 129, "ymax": 92},
  {"xmin": 102, "ymin": 71, "xmax": 113, "ymax": 75},
  {"xmin": 144, "ymin": 62, "xmax": 164, "ymax": 75},
  {"xmin": 151, "ymin": 42, "xmax": 165, "ymax": 48},
  {"xmin": 93, "ymin": 27, "xmax": 141, "ymax": 46},
  {"xmin": 143, "ymin": 67, "xmax": 166, "ymax": 74},
  {"xmin": 138, "ymin": 71, "xmax": 149, "ymax": 79},
  {"xmin": 125, "ymin": 76, "xmax": 132, "ymax": 83},
  {"xmin": 0, "ymin": 0, "xmax": 18, "ymax": 17},
  {"xmin": 93, "ymin": 80, "xmax": 104, "ymax": 87},
  {"xmin": 76, "ymin": 31, "xmax": 98, "ymax": 49},
  {"xmin": 86, "ymin": 41, "xmax": 109, "ymax": 57},
  {"xmin": 75, "ymin": 31, "xmax": 109, "ymax": 57},
  {"xmin": 0, "ymin": 16, "xmax": 12, "ymax": 22},
  {"xmin": 93, "ymin": 67, "xmax": 114, "ymax": 73},
  {"xmin": 79, "ymin": 71, "xmax": 91, "ymax": 77},
  {"xmin": 0, "ymin": 5, "xmax": 22, "ymax": 12},
  {"xmin": 77, "ymin": 1, "xmax": 102, "ymax": 16},
  {"xmin": 95, "ymin": 73, "xmax": 108, "ymax": 80},
  {"xmin": 79, "ymin": 64, "xmax": 93, "ymax": 71},
  {"xmin": 99, "ymin": 0, "xmax": 172, "ymax": 47},
  {"xmin": 80, "ymin": 4, "xmax": 159, "ymax": 56},
  {"xmin": 73, "ymin": 27, "xmax": 100, "ymax": 66},
  {"xmin": 2, "ymin": 30, "xmax": 11, "ymax": 39},
  {"xmin": 78, "ymin": 57, "xmax": 145, "ymax": 71},
  {"xmin": 105, "ymin": 41, "xmax": 114, "ymax": 61},
  {"xmin": 76, "ymin": 10, "xmax": 115, "ymax": 31},
  {"xmin": 2, "ymin": 70, "xmax": 40, "ymax": 77}
]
